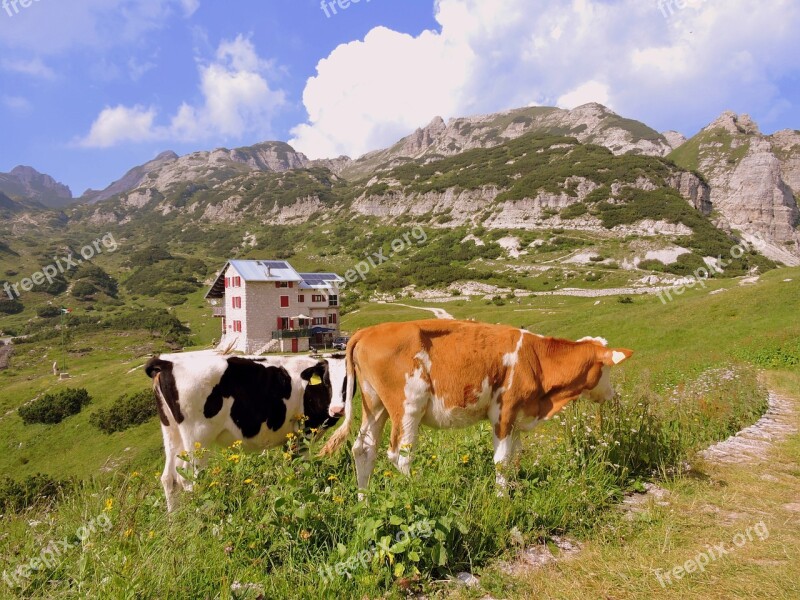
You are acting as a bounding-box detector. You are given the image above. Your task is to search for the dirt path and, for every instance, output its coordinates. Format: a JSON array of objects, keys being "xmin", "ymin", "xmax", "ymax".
[
  {"xmin": 391, "ymin": 303, "xmax": 455, "ymax": 320},
  {"xmin": 474, "ymin": 382, "xmax": 800, "ymax": 599},
  {"xmin": 701, "ymin": 391, "xmax": 797, "ymax": 464}
]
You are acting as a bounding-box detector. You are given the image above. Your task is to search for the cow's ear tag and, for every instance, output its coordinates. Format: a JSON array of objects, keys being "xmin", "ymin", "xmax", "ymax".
[{"xmin": 309, "ymin": 374, "xmax": 322, "ymax": 386}]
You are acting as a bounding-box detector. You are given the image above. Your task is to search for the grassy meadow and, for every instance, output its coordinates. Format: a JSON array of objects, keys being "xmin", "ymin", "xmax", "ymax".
[{"xmin": 0, "ymin": 267, "xmax": 798, "ymax": 598}]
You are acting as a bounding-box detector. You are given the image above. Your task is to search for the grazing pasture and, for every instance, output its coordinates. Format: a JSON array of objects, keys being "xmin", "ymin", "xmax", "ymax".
[{"xmin": 0, "ymin": 268, "xmax": 798, "ymax": 598}]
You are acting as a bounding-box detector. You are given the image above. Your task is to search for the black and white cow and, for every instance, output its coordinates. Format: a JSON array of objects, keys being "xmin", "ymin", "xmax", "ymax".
[{"xmin": 145, "ymin": 351, "xmax": 346, "ymax": 511}]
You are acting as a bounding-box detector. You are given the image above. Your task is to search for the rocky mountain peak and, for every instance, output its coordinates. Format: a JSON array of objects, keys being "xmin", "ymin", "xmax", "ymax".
[
  {"xmin": 705, "ymin": 111, "xmax": 761, "ymax": 136},
  {"xmin": 662, "ymin": 130, "xmax": 688, "ymax": 150},
  {"xmin": 399, "ymin": 116, "xmax": 448, "ymax": 156},
  {"xmin": 0, "ymin": 165, "xmax": 73, "ymax": 208}
]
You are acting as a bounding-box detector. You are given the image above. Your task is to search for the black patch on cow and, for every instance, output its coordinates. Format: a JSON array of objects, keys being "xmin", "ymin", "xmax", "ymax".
[
  {"xmin": 145, "ymin": 357, "xmax": 183, "ymax": 425},
  {"xmin": 300, "ymin": 361, "xmax": 341, "ymax": 432},
  {"xmin": 204, "ymin": 357, "xmax": 292, "ymax": 438}
]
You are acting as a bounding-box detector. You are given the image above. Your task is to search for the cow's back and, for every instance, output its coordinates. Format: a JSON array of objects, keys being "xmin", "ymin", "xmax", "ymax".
[{"xmin": 352, "ymin": 320, "xmax": 529, "ymax": 426}]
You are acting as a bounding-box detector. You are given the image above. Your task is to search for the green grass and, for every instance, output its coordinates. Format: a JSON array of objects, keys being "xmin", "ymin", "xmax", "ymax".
[{"xmin": 0, "ymin": 268, "xmax": 797, "ymax": 598}]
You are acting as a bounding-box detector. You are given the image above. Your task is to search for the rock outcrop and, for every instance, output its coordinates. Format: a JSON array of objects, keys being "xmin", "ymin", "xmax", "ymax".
[
  {"xmin": 342, "ymin": 103, "xmax": 674, "ymax": 179},
  {"xmin": 82, "ymin": 142, "xmax": 311, "ymax": 205},
  {"xmin": 671, "ymin": 112, "xmax": 800, "ymax": 261},
  {"xmin": 0, "ymin": 166, "xmax": 73, "ymax": 208}
]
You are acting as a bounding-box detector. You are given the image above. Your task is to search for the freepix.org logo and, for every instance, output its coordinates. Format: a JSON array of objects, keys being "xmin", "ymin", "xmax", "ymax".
[
  {"xmin": 2, "ymin": 233, "xmax": 119, "ymax": 300},
  {"xmin": 3, "ymin": 0, "xmax": 44, "ymax": 18}
]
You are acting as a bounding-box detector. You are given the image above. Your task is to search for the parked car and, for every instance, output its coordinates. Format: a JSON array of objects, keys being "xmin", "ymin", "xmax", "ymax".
[{"xmin": 332, "ymin": 336, "xmax": 349, "ymax": 351}]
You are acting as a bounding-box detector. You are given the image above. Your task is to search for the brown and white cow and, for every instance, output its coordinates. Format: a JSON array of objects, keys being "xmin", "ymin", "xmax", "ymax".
[
  {"xmin": 320, "ymin": 319, "xmax": 632, "ymax": 492},
  {"xmin": 145, "ymin": 351, "xmax": 346, "ymax": 511}
]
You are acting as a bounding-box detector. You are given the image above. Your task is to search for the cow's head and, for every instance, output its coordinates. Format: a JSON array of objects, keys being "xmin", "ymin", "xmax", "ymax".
[
  {"xmin": 577, "ymin": 337, "xmax": 633, "ymax": 403},
  {"xmin": 323, "ymin": 355, "xmax": 347, "ymax": 418},
  {"xmin": 300, "ymin": 356, "xmax": 348, "ymax": 423}
]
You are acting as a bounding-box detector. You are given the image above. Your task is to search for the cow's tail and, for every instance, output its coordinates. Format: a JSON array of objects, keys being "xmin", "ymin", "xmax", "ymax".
[{"xmin": 319, "ymin": 333, "xmax": 358, "ymax": 456}]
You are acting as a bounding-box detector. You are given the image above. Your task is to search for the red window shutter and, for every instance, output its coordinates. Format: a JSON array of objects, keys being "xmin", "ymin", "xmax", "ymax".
[
  {"xmin": 277, "ymin": 316, "xmax": 282, "ymax": 329},
  {"xmin": 275, "ymin": 282, "xmax": 280, "ymax": 289}
]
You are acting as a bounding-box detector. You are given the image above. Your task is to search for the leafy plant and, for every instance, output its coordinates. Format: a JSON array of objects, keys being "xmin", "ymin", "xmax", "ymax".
[
  {"xmin": 19, "ymin": 388, "xmax": 92, "ymax": 425},
  {"xmin": 90, "ymin": 390, "xmax": 158, "ymax": 434}
]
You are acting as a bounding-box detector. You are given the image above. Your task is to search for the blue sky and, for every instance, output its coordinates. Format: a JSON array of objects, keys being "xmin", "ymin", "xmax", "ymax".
[{"xmin": 1, "ymin": 0, "xmax": 799, "ymax": 197}]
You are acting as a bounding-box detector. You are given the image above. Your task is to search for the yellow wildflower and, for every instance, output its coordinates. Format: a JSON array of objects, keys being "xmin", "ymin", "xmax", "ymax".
[
  {"xmin": 461, "ymin": 454, "xmax": 470, "ymax": 464},
  {"xmin": 327, "ymin": 475, "xmax": 338, "ymax": 482},
  {"xmin": 333, "ymin": 496, "xmax": 344, "ymax": 504},
  {"xmin": 244, "ymin": 478, "xmax": 253, "ymax": 484},
  {"xmin": 148, "ymin": 531, "xmax": 155, "ymax": 539},
  {"xmin": 130, "ymin": 471, "xmax": 140, "ymax": 478},
  {"xmin": 383, "ymin": 470, "xmax": 393, "ymax": 478},
  {"xmin": 124, "ymin": 528, "xmax": 133, "ymax": 538},
  {"xmin": 194, "ymin": 441, "xmax": 202, "ymax": 450},
  {"xmin": 231, "ymin": 440, "xmax": 243, "ymax": 449},
  {"xmin": 104, "ymin": 498, "xmax": 114, "ymax": 512},
  {"xmin": 300, "ymin": 530, "xmax": 311, "ymax": 541},
  {"xmin": 228, "ymin": 454, "xmax": 241, "ymax": 463}
]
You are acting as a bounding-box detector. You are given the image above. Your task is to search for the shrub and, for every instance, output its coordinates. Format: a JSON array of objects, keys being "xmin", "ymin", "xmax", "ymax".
[
  {"xmin": 0, "ymin": 474, "xmax": 69, "ymax": 512},
  {"xmin": 72, "ymin": 280, "xmax": 97, "ymax": 299},
  {"xmin": 72, "ymin": 264, "xmax": 118, "ymax": 297},
  {"xmin": 18, "ymin": 388, "xmax": 92, "ymax": 425},
  {"xmin": 90, "ymin": 390, "xmax": 158, "ymax": 434},
  {"xmin": 0, "ymin": 298, "xmax": 23, "ymax": 314},
  {"xmin": 560, "ymin": 203, "xmax": 588, "ymax": 219},
  {"xmin": 37, "ymin": 306, "xmax": 63, "ymax": 318},
  {"xmin": 617, "ymin": 296, "xmax": 634, "ymax": 304}
]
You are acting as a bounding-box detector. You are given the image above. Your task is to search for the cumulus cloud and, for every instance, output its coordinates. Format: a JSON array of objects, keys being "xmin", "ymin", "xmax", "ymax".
[
  {"xmin": 79, "ymin": 35, "xmax": 285, "ymax": 148},
  {"xmin": 557, "ymin": 81, "xmax": 611, "ymax": 110},
  {"xmin": 290, "ymin": 0, "xmax": 800, "ymax": 159},
  {"xmin": 80, "ymin": 106, "xmax": 159, "ymax": 148}
]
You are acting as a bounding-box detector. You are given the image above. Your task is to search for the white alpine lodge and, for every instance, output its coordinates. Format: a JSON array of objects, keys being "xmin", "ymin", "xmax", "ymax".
[{"xmin": 206, "ymin": 260, "xmax": 343, "ymax": 354}]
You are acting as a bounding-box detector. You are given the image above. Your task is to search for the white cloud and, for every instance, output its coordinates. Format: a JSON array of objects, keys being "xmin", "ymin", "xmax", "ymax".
[
  {"xmin": 80, "ymin": 106, "xmax": 159, "ymax": 148},
  {"xmin": 79, "ymin": 35, "xmax": 285, "ymax": 148},
  {"xmin": 291, "ymin": 0, "xmax": 800, "ymax": 159},
  {"xmin": 0, "ymin": 58, "xmax": 56, "ymax": 80},
  {"xmin": 557, "ymin": 81, "xmax": 611, "ymax": 110}
]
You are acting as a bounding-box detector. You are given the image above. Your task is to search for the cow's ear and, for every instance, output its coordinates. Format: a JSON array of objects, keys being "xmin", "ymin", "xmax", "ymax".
[
  {"xmin": 301, "ymin": 362, "xmax": 327, "ymax": 385},
  {"xmin": 600, "ymin": 348, "xmax": 633, "ymax": 366}
]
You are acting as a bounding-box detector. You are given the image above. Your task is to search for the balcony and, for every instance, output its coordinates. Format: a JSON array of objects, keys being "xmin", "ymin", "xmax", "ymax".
[
  {"xmin": 272, "ymin": 329, "xmax": 311, "ymax": 340},
  {"xmin": 212, "ymin": 307, "xmax": 226, "ymax": 317}
]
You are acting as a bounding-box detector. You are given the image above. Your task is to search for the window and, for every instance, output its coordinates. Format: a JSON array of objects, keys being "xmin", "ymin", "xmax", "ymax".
[
  {"xmin": 236, "ymin": 277, "xmax": 242, "ymax": 287},
  {"xmin": 313, "ymin": 317, "xmax": 326, "ymax": 326},
  {"xmin": 297, "ymin": 294, "xmax": 305, "ymax": 303},
  {"xmin": 232, "ymin": 320, "xmax": 243, "ymax": 333},
  {"xmin": 312, "ymin": 294, "xmax": 325, "ymax": 303},
  {"xmin": 278, "ymin": 317, "xmax": 290, "ymax": 330},
  {"xmin": 276, "ymin": 281, "xmax": 290, "ymax": 288},
  {"xmin": 231, "ymin": 297, "xmax": 242, "ymax": 309},
  {"xmin": 328, "ymin": 313, "xmax": 338, "ymax": 325},
  {"xmin": 328, "ymin": 295, "xmax": 339, "ymax": 307},
  {"xmin": 280, "ymin": 295, "xmax": 289, "ymax": 308}
]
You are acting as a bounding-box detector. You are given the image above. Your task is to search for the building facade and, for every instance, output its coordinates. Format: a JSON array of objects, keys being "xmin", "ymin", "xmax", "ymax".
[{"xmin": 206, "ymin": 260, "xmax": 343, "ymax": 353}]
